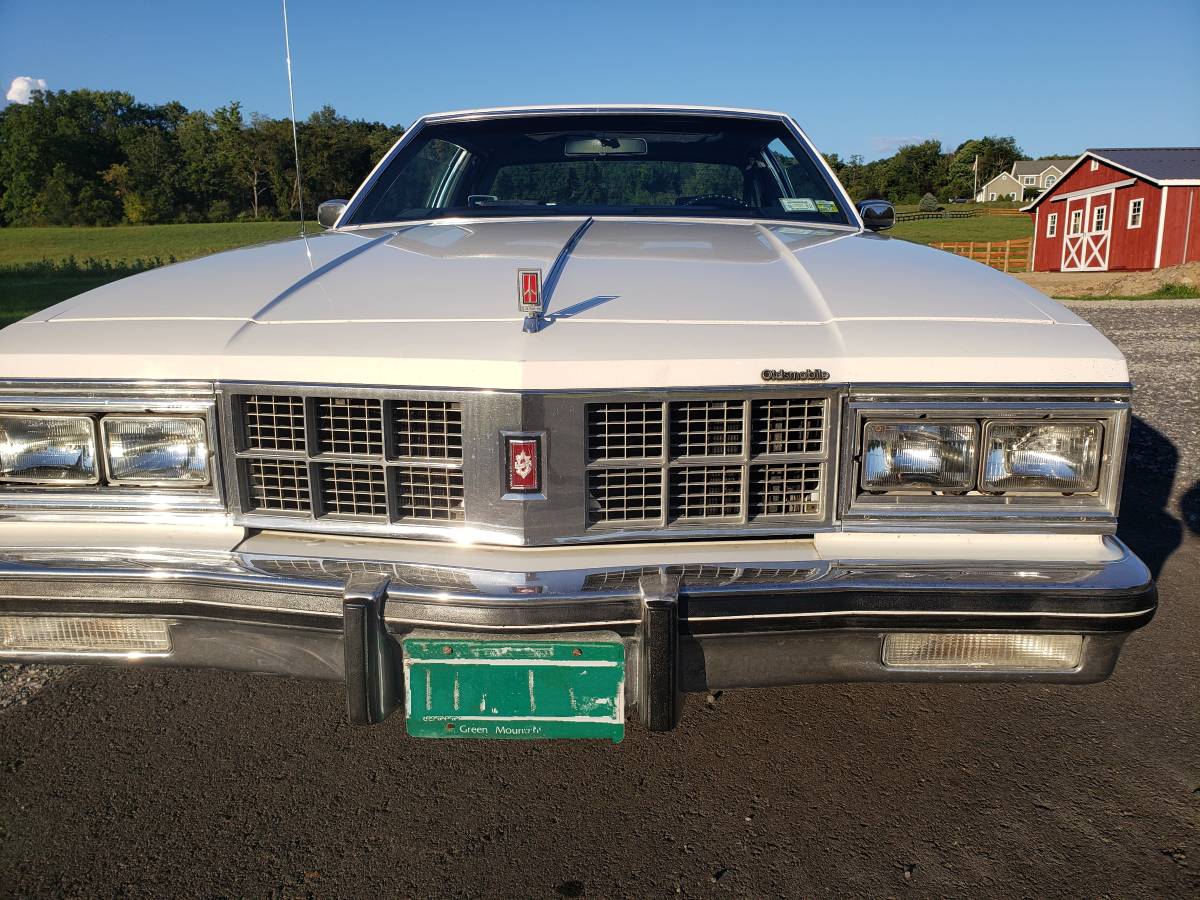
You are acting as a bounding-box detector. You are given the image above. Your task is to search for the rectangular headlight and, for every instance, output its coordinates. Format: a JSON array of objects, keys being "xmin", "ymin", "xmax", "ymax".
[
  {"xmin": 861, "ymin": 422, "xmax": 977, "ymax": 490},
  {"xmin": 101, "ymin": 416, "xmax": 210, "ymax": 486},
  {"xmin": 981, "ymin": 422, "xmax": 1102, "ymax": 493},
  {"xmin": 0, "ymin": 414, "xmax": 98, "ymax": 485}
]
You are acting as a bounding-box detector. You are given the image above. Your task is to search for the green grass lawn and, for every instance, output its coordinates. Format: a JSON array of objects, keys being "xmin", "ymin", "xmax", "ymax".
[
  {"xmin": 0, "ymin": 221, "xmax": 311, "ymax": 327},
  {"xmin": 0, "ymin": 221, "xmax": 307, "ymax": 267},
  {"xmin": 890, "ymin": 214, "xmax": 1032, "ymax": 245}
]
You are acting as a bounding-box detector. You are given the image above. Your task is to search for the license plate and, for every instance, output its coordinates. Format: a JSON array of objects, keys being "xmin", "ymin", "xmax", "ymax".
[{"xmin": 403, "ymin": 638, "xmax": 625, "ymax": 742}]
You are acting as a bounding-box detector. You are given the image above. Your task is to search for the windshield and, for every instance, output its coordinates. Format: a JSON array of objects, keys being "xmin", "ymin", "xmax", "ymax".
[{"xmin": 344, "ymin": 114, "xmax": 851, "ymax": 227}]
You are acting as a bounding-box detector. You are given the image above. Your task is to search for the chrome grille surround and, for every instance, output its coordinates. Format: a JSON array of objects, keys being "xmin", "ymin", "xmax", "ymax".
[{"xmin": 220, "ymin": 383, "xmax": 839, "ymax": 544}]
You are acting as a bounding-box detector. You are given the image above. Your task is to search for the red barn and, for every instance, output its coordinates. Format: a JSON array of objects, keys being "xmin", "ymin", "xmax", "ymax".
[{"xmin": 1023, "ymin": 148, "xmax": 1200, "ymax": 272}]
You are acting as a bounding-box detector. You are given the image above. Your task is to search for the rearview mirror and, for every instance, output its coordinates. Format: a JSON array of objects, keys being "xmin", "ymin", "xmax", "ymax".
[
  {"xmin": 857, "ymin": 200, "xmax": 895, "ymax": 231},
  {"xmin": 317, "ymin": 199, "xmax": 348, "ymax": 229},
  {"xmin": 564, "ymin": 136, "xmax": 648, "ymax": 157}
]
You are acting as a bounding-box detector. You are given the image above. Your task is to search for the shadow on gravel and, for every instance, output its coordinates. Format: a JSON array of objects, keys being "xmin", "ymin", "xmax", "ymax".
[
  {"xmin": 1181, "ymin": 481, "xmax": 1200, "ymax": 535},
  {"xmin": 1119, "ymin": 416, "xmax": 1184, "ymax": 578}
]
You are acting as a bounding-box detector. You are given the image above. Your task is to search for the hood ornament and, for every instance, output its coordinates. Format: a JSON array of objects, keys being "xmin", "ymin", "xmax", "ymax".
[
  {"xmin": 518, "ymin": 269, "xmax": 545, "ymax": 333},
  {"xmin": 519, "ymin": 217, "xmax": 595, "ymax": 334}
]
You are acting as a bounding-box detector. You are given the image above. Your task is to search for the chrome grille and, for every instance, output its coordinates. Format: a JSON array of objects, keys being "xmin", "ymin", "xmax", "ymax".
[
  {"xmin": 227, "ymin": 386, "xmax": 834, "ymax": 541},
  {"xmin": 243, "ymin": 395, "xmax": 305, "ymax": 451},
  {"xmin": 248, "ymin": 558, "xmax": 476, "ymax": 592},
  {"xmin": 318, "ymin": 398, "xmax": 383, "ymax": 456},
  {"xmin": 232, "ymin": 391, "xmax": 464, "ymax": 526},
  {"xmin": 395, "ymin": 466, "xmax": 464, "ymax": 522},
  {"xmin": 393, "ymin": 400, "xmax": 462, "ymax": 460},
  {"xmin": 320, "ymin": 463, "xmax": 387, "ymax": 517},
  {"xmin": 588, "ymin": 402, "xmax": 664, "ymax": 460},
  {"xmin": 587, "ymin": 467, "xmax": 663, "ymax": 523},
  {"xmin": 585, "ymin": 394, "xmax": 829, "ymax": 528},
  {"xmin": 246, "ymin": 458, "xmax": 310, "ymax": 512}
]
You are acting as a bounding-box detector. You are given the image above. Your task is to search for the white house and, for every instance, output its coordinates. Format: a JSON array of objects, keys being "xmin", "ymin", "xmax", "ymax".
[{"xmin": 977, "ymin": 158, "xmax": 1072, "ymax": 202}]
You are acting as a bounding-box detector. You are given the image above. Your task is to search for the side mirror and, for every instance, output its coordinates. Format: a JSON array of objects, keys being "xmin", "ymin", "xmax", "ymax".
[
  {"xmin": 317, "ymin": 199, "xmax": 348, "ymax": 229},
  {"xmin": 857, "ymin": 200, "xmax": 895, "ymax": 232}
]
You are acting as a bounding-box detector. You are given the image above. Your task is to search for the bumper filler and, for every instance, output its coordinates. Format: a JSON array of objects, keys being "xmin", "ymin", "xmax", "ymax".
[{"xmin": 0, "ymin": 539, "xmax": 1157, "ymax": 731}]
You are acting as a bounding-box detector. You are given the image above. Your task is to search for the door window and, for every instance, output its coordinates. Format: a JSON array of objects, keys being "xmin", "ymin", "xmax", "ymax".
[
  {"xmin": 1069, "ymin": 210, "xmax": 1083, "ymax": 234},
  {"xmin": 1093, "ymin": 205, "xmax": 1108, "ymax": 232}
]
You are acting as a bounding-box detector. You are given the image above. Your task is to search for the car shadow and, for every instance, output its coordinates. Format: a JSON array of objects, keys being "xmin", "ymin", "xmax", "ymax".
[
  {"xmin": 1181, "ymin": 480, "xmax": 1200, "ymax": 536},
  {"xmin": 1118, "ymin": 416, "xmax": 1184, "ymax": 578}
]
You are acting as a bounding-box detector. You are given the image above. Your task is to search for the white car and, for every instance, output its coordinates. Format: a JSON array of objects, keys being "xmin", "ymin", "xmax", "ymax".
[{"xmin": 0, "ymin": 106, "xmax": 1155, "ymax": 741}]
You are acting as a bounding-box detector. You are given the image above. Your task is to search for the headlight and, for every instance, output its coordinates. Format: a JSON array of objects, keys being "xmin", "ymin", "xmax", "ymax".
[
  {"xmin": 981, "ymin": 422, "xmax": 1102, "ymax": 493},
  {"xmin": 101, "ymin": 416, "xmax": 210, "ymax": 486},
  {"xmin": 0, "ymin": 415, "xmax": 98, "ymax": 484},
  {"xmin": 861, "ymin": 422, "xmax": 977, "ymax": 490}
]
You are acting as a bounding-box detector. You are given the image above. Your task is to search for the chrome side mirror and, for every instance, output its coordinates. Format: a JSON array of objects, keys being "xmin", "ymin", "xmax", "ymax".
[
  {"xmin": 317, "ymin": 199, "xmax": 348, "ymax": 229},
  {"xmin": 857, "ymin": 200, "xmax": 895, "ymax": 232}
]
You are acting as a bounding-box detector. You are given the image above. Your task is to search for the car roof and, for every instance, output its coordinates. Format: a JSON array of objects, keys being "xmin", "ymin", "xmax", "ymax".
[{"xmin": 418, "ymin": 104, "xmax": 791, "ymax": 124}]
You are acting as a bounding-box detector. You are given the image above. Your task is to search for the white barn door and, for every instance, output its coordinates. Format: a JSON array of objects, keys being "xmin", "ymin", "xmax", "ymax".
[{"xmin": 1061, "ymin": 192, "xmax": 1112, "ymax": 271}]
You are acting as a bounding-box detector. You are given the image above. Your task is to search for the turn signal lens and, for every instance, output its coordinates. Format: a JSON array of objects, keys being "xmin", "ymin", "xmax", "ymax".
[
  {"xmin": 981, "ymin": 422, "xmax": 1102, "ymax": 493},
  {"xmin": 861, "ymin": 422, "xmax": 977, "ymax": 490},
  {"xmin": 882, "ymin": 633, "xmax": 1083, "ymax": 670},
  {"xmin": 0, "ymin": 414, "xmax": 98, "ymax": 484},
  {"xmin": 102, "ymin": 416, "xmax": 210, "ymax": 486},
  {"xmin": 0, "ymin": 616, "xmax": 171, "ymax": 655}
]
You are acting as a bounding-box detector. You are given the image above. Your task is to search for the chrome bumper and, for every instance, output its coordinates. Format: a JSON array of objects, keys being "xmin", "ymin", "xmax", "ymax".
[{"xmin": 0, "ymin": 537, "xmax": 1156, "ymax": 729}]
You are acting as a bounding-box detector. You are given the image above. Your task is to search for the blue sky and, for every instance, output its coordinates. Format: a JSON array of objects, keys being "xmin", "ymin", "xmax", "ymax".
[{"xmin": 2, "ymin": 0, "xmax": 1198, "ymax": 161}]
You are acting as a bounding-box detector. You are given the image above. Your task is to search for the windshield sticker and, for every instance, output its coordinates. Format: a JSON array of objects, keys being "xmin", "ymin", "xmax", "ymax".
[
  {"xmin": 780, "ymin": 198, "xmax": 817, "ymax": 212},
  {"xmin": 815, "ymin": 200, "xmax": 839, "ymax": 214}
]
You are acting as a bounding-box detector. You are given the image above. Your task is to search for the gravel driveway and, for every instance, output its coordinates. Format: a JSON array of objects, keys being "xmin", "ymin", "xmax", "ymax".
[{"xmin": 1, "ymin": 301, "xmax": 1196, "ymax": 898}]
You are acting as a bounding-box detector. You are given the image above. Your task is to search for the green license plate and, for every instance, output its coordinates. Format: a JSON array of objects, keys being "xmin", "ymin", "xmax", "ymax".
[{"xmin": 403, "ymin": 638, "xmax": 625, "ymax": 742}]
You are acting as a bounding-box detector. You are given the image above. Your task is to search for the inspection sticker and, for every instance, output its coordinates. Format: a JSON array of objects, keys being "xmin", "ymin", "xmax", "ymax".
[
  {"xmin": 780, "ymin": 197, "xmax": 817, "ymax": 212},
  {"xmin": 815, "ymin": 199, "xmax": 839, "ymax": 213}
]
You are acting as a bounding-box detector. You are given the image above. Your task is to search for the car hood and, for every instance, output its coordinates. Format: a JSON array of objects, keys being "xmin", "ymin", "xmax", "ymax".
[{"xmin": 1, "ymin": 218, "xmax": 1125, "ymax": 387}]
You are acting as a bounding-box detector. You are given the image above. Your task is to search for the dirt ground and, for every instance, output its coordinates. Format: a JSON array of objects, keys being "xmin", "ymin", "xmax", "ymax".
[{"xmin": 1016, "ymin": 261, "xmax": 1200, "ymax": 297}]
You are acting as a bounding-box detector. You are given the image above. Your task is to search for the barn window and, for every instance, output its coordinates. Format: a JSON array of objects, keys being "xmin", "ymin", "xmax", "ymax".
[
  {"xmin": 1070, "ymin": 210, "xmax": 1084, "ymax": 234},
  {"xmin": 1128, "ymin": 198, "xmax": 1143, "ymax": 229},
  {"xmin": 1093, "ymin": 205, "xmax": 1108, "ymax": 232},
  {"xmin": 1089, "ymin": 160, "xmax": 1099, "ymax": 172},
  {"xmin": 1047, "ymin": 213, "xmax": 1058, "ymax": 238}
]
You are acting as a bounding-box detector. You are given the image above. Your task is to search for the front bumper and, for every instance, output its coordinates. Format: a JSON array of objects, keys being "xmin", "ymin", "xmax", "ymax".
[{"xmin": 0, "ymin": 535, "xmax": 1156, "ymax": 730}]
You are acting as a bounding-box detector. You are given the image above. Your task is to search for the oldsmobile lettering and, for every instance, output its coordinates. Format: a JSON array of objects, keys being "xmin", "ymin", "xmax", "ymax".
[
  {"xmin": 761, "ymin": 367, "xmax": 831, "ymax": 382},
  {"xmin": 0, "ymin": 105, "xmax": 1155, "ymax": 741}
]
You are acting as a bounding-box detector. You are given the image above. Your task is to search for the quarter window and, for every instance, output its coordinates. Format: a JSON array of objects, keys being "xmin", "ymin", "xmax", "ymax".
[
  {"xmin": 1093, "ymin": 205, "xmax": 1108, "ymax": 232},
  {"xmin": 1128, "ymin": 198, "xmax": 1143, "ymax": 229},
  {"xmin": 1046, "ymin": 213, "xmax": 1058, "ymax": 238}
]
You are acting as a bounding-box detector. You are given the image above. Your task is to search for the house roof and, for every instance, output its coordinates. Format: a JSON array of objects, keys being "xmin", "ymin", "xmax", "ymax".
[
  {"xmin": 1012, "ymin": 158, "xmax": 1073, "ymax": 177},
  {"xmin": 1089, "ymin": 148, "xmax": 1200, "ymax": 181}
]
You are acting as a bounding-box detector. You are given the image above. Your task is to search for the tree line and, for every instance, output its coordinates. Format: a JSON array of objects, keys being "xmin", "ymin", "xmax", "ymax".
[
  {"xmin": 0, "ymin": 89, "xmax": 403, "ymax": 226},
  {"xmin": 0, "ymin": 88, "xmax": 1068, "ymax": 226}
]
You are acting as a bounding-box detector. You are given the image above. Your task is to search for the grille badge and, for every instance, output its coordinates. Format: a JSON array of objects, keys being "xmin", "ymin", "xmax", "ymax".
[{"xmin": 506, "ymin": 435, "xmax": 542, "ymax": 493}]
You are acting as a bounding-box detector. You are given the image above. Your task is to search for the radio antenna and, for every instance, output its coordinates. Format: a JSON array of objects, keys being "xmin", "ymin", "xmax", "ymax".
[{"xmin": 281, "ymin": 0, "xmax": 306, "ymax": 237}]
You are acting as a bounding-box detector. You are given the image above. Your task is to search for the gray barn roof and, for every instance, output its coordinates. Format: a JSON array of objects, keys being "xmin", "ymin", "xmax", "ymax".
[
  {"xmin": 1012, "ymin": 158, "xmax": 1073, "ymax": 177},
  {"xmin": 1091, "ymin": 148, "xmax": 1200, "ymax": 181}
]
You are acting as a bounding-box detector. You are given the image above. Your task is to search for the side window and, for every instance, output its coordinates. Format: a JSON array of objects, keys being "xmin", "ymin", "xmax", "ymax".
[
  {"xmin": 1128, "ymin": 198, "xmax": 1143, "ymax": 229},
  {"xmin": 1046, "ymin": 213, "xmax": 1058, "ymax": 238},
  {"xmin": 356, "ymin": 139, "xmax": 467, "ymax": 221}
]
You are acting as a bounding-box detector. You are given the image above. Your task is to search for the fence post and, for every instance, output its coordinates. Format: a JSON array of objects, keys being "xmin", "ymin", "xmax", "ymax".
[{"xmin": 1003, "ymin": 241, "xmax": 1011, "ymax": 272}]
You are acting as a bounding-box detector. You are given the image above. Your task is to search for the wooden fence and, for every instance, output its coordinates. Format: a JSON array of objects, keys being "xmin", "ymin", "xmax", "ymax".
[
  {"xmin": 894, "ymin": 206, "xmax": 1026, "ymax": 223},
  {"xmin": 930, "ymin": 238, "xmax": 1031, "ymax": 273}
]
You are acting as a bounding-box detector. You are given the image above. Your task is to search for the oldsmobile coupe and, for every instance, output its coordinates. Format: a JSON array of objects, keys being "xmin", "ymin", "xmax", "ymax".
[{"xmin": 0, "ymin": 106, "xmax": 1155, "ymax": 740}]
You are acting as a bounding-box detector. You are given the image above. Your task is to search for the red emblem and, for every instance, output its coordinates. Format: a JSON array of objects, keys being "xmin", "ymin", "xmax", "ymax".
[
  {"xmin": 518, "ymin": 269, "xmax": 543, "ymax": 314},
  {"xmin": 507, "ymin": 437, "xmax": 540, "ymax": 492}
]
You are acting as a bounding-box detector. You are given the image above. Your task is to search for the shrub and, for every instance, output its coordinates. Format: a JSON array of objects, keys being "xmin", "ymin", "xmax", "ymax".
[{"xmin": 918, "ymin": 193, "xmax": 939, "ymax": 212}]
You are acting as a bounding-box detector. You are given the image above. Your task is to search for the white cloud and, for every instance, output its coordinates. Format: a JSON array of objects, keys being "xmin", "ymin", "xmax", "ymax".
[{"xmin": 6, "ymin": 76, "xmax": 48, "ymax": 104}]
